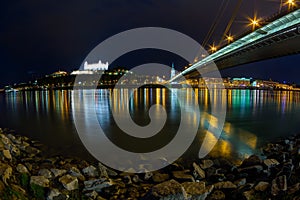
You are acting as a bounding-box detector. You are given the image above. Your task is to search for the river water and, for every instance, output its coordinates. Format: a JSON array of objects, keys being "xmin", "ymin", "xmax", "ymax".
[{"xmin": 1, "ymin": 89, "xmax": 300, "ymax": 164}]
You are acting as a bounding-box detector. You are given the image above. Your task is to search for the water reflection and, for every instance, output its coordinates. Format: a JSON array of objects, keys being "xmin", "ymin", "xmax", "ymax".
[{"xmin": 0, "ymin": 89, "xmax": 300, "ymax": 163}]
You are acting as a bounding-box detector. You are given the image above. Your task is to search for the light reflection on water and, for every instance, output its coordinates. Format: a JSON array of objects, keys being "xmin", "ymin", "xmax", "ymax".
[{"xmin": 0, "ymin": 89, "xmax": 300, "ymax": 163}]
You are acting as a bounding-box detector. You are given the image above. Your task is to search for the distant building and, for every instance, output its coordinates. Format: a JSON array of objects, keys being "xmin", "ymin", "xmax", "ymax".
[
  {"xmin": 231, "ymin": 77, "xmax": 252, "ymax": 87},
  {"xmin": 70, "ymin": 60, "xmax": 109, "ymax": 75},
  {"xmin": 70, "ymin": 70, "xmax": 94, "ymax": 75},
  {"xmin": 46, "ymin": 71, "xmax": 68, "ymax": 78},
  {"xmin": 84, "ymin": 60, "xmax": 109, "ymax": 71},
  {"xmin": 170, "ymin": 63, "xmax": 176, "ymax": 79}
]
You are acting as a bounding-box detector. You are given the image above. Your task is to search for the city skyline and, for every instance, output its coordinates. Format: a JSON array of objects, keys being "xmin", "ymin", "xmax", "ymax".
[{"xmin": 0, "ymin": 1, "xmax": 299, "ymax": 87}]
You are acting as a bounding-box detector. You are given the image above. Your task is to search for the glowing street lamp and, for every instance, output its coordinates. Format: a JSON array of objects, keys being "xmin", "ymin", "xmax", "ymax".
[
  {"xmin": 210, "ymin": 44, "xmax": 217, "ymax": 53},
  {"xmin": 285, "ymin": 0, "xmax": 297, "ymax": 10},
  {"xmin": 226, "ymin": 35, "xmax": 234, "ymax": 43},
  {"xmin": 248, "ymin": 15, "xmax": 261, "ymax": 31}
]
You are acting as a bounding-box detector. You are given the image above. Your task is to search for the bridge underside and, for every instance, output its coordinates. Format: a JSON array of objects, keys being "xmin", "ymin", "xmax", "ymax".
[{"xmin": 185, "ymin": 25, "xmax": 300, "ymax": 79}]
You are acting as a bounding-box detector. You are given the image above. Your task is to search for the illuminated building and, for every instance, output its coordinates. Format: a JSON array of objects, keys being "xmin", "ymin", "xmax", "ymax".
[
  {"xmin": 70, "ymin": 70, "xmax": 94, "ymax": 75},
  {"xmin": 46, "ymin": 71, "xmax": 68, "ymax": 78},
  {"xmin": 84, "ymin": 60, "xmax": 109, "ymax": 71},
  {"xmin": 231, "ymin": 77, "xmax": 252, "ymax": 87}
]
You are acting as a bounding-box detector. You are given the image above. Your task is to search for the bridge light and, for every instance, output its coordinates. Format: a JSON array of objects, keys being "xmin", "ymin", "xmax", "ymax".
[
  {"xmin": 285, "ymin": 0, "xmax": 297, "ymax": 9},
  {"xmin": 210, "ymin": 45, "xmax": 217, "ymax": 53},
  {"xmin": 248, "ymin": 16, "xmax": 261, "ymax": 31},
  {"xmin": 226, "ymin": 35, "xmax": 234, "ymax": 43}
]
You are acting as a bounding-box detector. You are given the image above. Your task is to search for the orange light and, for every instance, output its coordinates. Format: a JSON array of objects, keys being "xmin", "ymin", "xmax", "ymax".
[
  {"xmin": 209, "ymin": 44, "xmax": 217, "ymax": 52},
  {"xmin": 284, "ymin": 0, "xmax": 297, "ymax": 9},
  {"xmin": 248, "ymin": 14, "xmax": 261, "ymax": 31},
  {"xmin": 226, "ymin": 34, "xmax": 234, "ymax": 43}
]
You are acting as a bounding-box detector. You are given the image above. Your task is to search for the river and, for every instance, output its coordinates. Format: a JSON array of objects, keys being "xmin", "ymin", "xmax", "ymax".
[{"xmin": 1, "ymin": 88, "xmax": 300, "ymax": 164}]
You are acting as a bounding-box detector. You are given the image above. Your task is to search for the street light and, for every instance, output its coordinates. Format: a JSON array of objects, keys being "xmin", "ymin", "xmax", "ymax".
[
  {"xmin": 248, "ymin": 16, "xmax": 261, "ymax": 31},
  {"xmin": 226, "ymin": 34, "xmax": 234, "ymax": 43},
  {"xmin": 210, "ymin": 44, "xmax": 217, "ymax": 53},
  {"xmin": 285, "ymin": 0, "xmax": 297, "ymax": 10}
]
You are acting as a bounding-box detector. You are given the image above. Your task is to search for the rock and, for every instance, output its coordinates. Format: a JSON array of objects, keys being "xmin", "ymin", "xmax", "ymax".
[
  {"xmin": 18, "ymin": 141, "xmax": 30, "ymax": 151},
  {"xmin": 132, "ymin": 175, "xmax": 143, "ymax": 183},
  {"xmin": 172, "ymin": 170, "xmax": 195, "ymax": 182},
  {"xmin": 69, "ymin": 166, "xmax": 85, "ymax": 181},
  {"xmin": 271, "ymin": 175, "xmax": 287, "ymax": 196},
  {"xmin": 200, "ymin": 159, "xmax": 214, "ymax": 169},
  {"xmin": 59, "ymin": 174, "xmax": 79, "ymax": 191},
  {"xmin": 84, "ymin": 190, "xmax": 98, "ymax": 199},
  {"xmin": 238, "ymin": 165, "xmax": 263, "ymax": 174},
  {"xmin": 241, "ymin": 155, "xmax": 261, "ymax": 167},
  {"xmin": 11, "ymin": 184, "xmax": 27, "ymax": 198},
  {"xmin": 278, "ymin": 161, "xmax": 294, "ymax": 178},
  {"xmin": 0, "ymin": 134, "xmax": 11, "ymax": 145},
  {"xmin": 234, "ymin": 178, "xmax": 247, "ymax": 187},
  {"xmin": 30, "ymin": 176, "xmax": 50, "ymax": 187},
  {"xmin": 38, "ymin": 169, "xmax": 52, "ymax": 179},
  {"xmin": 24, "ymin": 146, "xmax": 40, "ymax": 156},
  {"xmin": 193, "ymin": 162, "xmax": 205, "ymax": 179},
  {"xmin": 254, "ymin": 181, "xmax": 269, "ymax": 192},
  {"xmin": 84, "ymin": 178, "xmax": 113, "ymax": 192},
  {"xmin": 213, "ymin": 159, "xmax": 234, "ymax": 171},
  {"xmin": 6, "ymin": 134, "xmax": 16, "ymax": 141},
  {"xmin": 288, "ymin": 183, "xmax": 300, "ymax": 195},
  {"xmin": 226, "ymin": 174, "xmax": 235, "ymax": 181},
  {"xmin": 182, "ymin": 182, "xmax": 213, "ymax": 200},
  {"xmin": 123, "ymin": 175, "xmax": 132, "ymax": 184},
  {"xmin": 148, "ymin": 179, "xmax": 187, "ymax": 200},
  {"xmin": 263, "ymin": 159, "xmax": 280, "ymax": 168},
  {"xmin": 209, "ymin": 190, "xmax": 225, "ymax": 200},
  {"xmin": 8, "ymin": 144, "xmax": 21, "ymax": 157},
  {"xmin": 106, "ymin": 168, "xmax": 118, "ymax": 177},
  {"xmin": 50, "ymin": 168, "xmax": 67, "ymax": 178},
  {"xmin": 83, "ymin": 165, "xmax": 99, "ymax": 177},
  {"xmin": 205, "ymin": 167, "xmax": 216, "ymax": 178},
  {"xmin": 144, "ymin": 172, "xmax": 153, "ymax": 180},
  {"xmin": 214, "ymin": 181, "xmax": 237, "ymax": 189},
  {"xmin": 0, "ymin": 163, "xmax": 13, "ymax": 185},
  {"xmin": 152, "ymin": 173, "xmax": 170, "ymax": 183},
  {"xmin": 47, "ymin": 188, "xmax": 62, "ymax": 200},
  {"xmin": 243, "ymin": 189, "xmax": 255, "ymax": 200},
  {"xmin": 16, "ymin": 164, "xmax": 29, "ymax": 174},
  {"xmin": 98, "ymin": 162, "xmax": 109, "ymax": 178},
  {"xmin": 2, "ymin": 149, "xmax": 12, "ymax": 160}
]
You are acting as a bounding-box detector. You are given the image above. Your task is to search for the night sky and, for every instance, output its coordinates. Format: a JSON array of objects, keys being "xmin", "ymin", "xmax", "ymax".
[{"xmin": 0, "ymin": 0, "xmax": 299, "ymax": 87}]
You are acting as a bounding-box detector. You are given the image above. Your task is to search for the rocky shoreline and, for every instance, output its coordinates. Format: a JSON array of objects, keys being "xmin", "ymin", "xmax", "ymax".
[{"xmin": 0, "ymin": 128, "xmax": 299, "ymax": 200}]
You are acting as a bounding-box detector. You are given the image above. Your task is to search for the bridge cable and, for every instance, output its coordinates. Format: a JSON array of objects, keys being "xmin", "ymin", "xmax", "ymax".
[
  {"xmin": 202, "ymin": 0, "xmax": 230, "ymax": 49},
  {"xmin": 217, "ymin": 0, "xmax": 243, "ymax": 47}
]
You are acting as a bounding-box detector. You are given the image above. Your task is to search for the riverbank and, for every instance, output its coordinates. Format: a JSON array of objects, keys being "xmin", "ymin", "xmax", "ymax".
[{"xmin": 0, "ymin": 128, "xmax": 299, "ymax": 200}]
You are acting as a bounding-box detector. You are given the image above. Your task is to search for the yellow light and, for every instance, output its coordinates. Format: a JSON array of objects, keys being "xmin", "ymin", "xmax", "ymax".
[
  {"xmin": 226, "ymin": 34, "xmax": 234, "ymax": 43},
  {"xmin": 209, "ymin": 44, "xmax": 217, "ymax": 52},
  {"xmin": 284, "ymin": 0, "xmax": 297, "ymax": 9},
  {"xmin": 248, "ymin": 15, "xmax": 261, "ymax": 31}
]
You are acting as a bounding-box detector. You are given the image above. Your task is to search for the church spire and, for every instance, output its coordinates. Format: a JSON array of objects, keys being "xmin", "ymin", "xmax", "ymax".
[{"xmin": 171, "ymin": 63, "xmax": 175, "ymax": 79}]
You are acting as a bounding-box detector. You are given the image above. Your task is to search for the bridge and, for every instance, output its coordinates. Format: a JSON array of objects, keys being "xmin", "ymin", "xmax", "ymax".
[{"xmin": 170, "ymin": 8, "xmax": 300, "ymax": 82}]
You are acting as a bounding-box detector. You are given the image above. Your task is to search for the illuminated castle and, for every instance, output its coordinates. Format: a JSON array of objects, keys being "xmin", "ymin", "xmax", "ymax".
[{"xmin": 84, "ymin": 60, "xmax": 109, "ymax": 71}]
